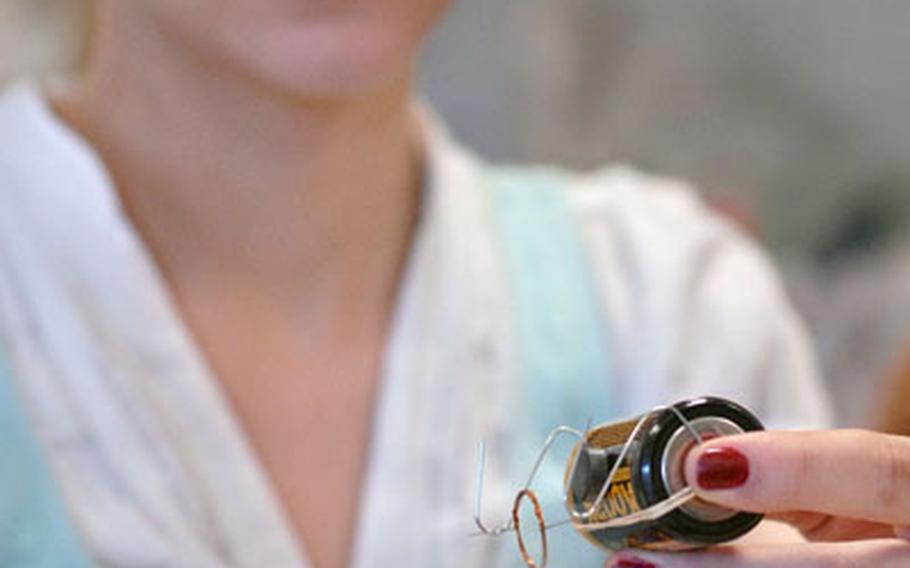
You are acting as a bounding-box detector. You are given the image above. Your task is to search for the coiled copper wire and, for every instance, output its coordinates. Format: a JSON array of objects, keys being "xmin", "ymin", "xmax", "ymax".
[{"xmin": 512, "ymin": 489, "xmax": 548, "ymax": 568}]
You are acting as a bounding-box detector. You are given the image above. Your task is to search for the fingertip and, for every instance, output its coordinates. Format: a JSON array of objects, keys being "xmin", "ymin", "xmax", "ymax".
[
  {"xmin": 683, "ymin": 441, "xmax": 702, "ymax": 488},
  {"xmin": 606, "ymin": 552, "xmax": 659, "ymax": 568},
  {"xmin": 682, "ymin": 435, "xmax": 735, "ymax": 488},
  {"xmin": 694, "ymin": 446, "xmax": 751, "ymax": 490}
]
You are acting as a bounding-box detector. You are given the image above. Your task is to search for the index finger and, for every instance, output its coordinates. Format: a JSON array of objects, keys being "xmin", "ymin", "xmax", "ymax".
[{"xmin": 683, "ymin": 430, "xmax": 910, "ymax": 525}]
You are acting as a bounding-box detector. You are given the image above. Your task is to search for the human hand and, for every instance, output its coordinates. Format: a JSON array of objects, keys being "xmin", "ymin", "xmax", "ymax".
[{"xmin": 606, "ymin": 430, "xmax": 910, "ymax": 567}]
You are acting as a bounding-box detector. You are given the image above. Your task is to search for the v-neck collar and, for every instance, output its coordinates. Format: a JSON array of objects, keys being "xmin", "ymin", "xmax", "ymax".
[
  {"xmin": 8, "ymin": 82, "xmax": 311, "ymax": 566},
  {"xmin": 4, "ymin": 82, "xmax": 513, "ymax": 567}
]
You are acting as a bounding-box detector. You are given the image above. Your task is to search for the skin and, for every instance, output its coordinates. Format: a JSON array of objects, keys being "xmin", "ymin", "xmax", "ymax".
[
  {"xmin": 608, "ymin": 430, "xmax": 910, "ymax": 567},
  {"xmin": 46, "ymin": 2, "xmax": 910, "ymax": 567},
  {"xmin": 54, "ymin": 1, "xmax": 447, "ymax": 567}
]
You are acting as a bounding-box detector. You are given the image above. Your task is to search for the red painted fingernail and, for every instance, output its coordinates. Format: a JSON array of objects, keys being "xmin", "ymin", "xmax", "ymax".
[
  {"xmin": 697, "ymin": 446, "xmax": 750, "ymax": 490},
  {"xmin": 612, "ymin": 557, "xmax": 657, "ymax": 568}
]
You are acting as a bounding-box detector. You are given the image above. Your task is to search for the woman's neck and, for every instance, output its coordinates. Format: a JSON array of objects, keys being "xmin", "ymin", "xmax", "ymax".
[{"xmin": 55, "ymin": 5, "xmax": 423, "ymax": 319}]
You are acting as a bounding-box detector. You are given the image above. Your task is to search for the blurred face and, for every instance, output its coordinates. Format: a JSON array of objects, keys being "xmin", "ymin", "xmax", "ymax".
[{"xmin": 119, "ymin": 0, "xmax": 451, "ymax": 98}]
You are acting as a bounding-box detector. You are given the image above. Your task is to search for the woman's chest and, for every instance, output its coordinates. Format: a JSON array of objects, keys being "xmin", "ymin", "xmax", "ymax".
[{"xmin": 181, "ymin": 299, "xmax": 388, "ymax": 568}]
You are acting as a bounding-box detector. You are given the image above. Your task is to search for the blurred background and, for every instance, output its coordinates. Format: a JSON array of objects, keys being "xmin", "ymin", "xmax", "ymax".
[{"xmin": 5, "ymin": 0, "xmax": 910, "ymax": 428}]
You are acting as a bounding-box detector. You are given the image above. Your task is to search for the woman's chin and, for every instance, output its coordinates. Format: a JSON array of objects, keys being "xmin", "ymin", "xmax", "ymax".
[{"xmin": 229, "ymin": 23, "xmax": 417, "ymax": 101}]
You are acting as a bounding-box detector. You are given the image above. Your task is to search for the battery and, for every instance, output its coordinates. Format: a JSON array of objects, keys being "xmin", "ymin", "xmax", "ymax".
[{"xmin": 564, "ymin": 397, "xmax": 764, "ymax": 551}]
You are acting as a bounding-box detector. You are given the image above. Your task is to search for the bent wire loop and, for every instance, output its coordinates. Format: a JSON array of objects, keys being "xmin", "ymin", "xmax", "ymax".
[
  {"xmin": 473, "ymin": 404, "xmax": 707, "ymax": 539},
  {"xmin": 511, "ymin": 489, "xmax": 548, "ymax": 568}
]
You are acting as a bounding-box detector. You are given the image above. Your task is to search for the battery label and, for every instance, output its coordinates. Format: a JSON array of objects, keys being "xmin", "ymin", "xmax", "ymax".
[{"xmin": 600, "ymin": 466, "xmax": 641, "ymax": 520}]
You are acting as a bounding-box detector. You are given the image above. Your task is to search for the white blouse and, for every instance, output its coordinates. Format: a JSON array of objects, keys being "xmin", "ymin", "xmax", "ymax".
[{"xmin": 0, "ymin": 83, "xmax": 831, "ymax": 567}]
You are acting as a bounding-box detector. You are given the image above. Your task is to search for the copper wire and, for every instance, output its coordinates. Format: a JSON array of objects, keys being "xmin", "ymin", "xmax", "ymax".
[{"xmin": 511, "ymin": 489, "xmax": 548, "ymax": 568}]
